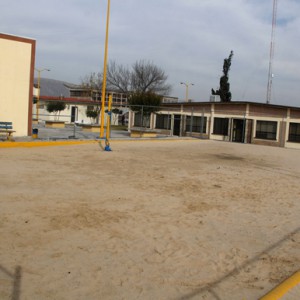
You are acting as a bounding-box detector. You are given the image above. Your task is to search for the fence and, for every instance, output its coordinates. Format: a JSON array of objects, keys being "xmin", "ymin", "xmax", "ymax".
[
  {"xmin": 128, "ymin": 104, "xmax": 208, "ymax": 138},
  {"xmin": 31, "ymin": 101, "xmax": 300, "ymax": 145}
]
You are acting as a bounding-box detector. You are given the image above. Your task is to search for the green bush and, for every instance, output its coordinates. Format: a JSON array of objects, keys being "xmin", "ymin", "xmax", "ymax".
[{"xmin": 46, "ymin": 101, "xmax": 66, "ymax": 120}]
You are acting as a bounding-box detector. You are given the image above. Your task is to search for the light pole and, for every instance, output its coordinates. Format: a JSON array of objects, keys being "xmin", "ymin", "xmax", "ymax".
[
  {"xmin": 35, "ymin": 68, "xmax": 50, "ymax": 121},
  {"xmin": 100, "ymin": 0, "xmax": 111, "ymax": 138},
  {"xmin": 180, "ymin": 82, "xmax": 194, "ymax": 102}
]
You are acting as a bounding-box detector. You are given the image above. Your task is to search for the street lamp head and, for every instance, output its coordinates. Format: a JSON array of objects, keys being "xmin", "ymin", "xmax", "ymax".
[
  {"xmin": 180, "ymin": 82, "xmax": 195, "ymax": 102},
  {"xmin": 35, "ymin": 68, "xmax": 51, "ymax": 72},
  {"xmin": 180, "ymin": 82, "xmax": 194, "ymax": 87}
]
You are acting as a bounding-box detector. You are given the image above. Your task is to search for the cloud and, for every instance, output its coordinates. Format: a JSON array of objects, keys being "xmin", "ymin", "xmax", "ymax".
[{"xmin": 1, "ymin": 0, "xmax": 300, "ymax": 106}]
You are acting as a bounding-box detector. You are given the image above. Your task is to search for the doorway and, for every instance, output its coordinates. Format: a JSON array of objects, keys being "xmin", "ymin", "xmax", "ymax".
[
  {"xmin": 232, "ymin": 119, "xmax": 245, "ymax": 143},
  {"xmin": 173, "ymin": 115, "xmax": 181, "ymax": 136},
  {"xmin": 71, "ymin": 106, "xmax": 78, "ymax": 123}
]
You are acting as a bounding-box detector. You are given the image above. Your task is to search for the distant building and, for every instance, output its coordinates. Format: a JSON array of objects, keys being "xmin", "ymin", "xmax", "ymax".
[
  {"xmin": 162, "ymin": 96, "xmax": 179, "ymax": 103},
  {"xmin": 33, "ymin": 78, "xmax": 129, "ymax": 124},
  {"xmin": 34, "ymin": 78, "xmax": 178, "ymax": 125}
]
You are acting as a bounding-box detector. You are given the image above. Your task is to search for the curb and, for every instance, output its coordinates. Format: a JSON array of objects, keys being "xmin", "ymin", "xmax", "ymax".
[
  {"xmin": 0, "ymin": 140, "xmax": 96, "ymax": 148},
  {"xmin": 0, "ymin": 138, "xmax": 199, "ymax": 148},
  {"xmin": 260, "ymin": 271, "xmax": 300, "ymax": 300}
]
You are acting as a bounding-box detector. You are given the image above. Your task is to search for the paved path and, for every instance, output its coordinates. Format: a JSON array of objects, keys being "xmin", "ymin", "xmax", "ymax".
[{"xmin": 10, "ymin": 124, "xmax": 132, "ymax": 142}]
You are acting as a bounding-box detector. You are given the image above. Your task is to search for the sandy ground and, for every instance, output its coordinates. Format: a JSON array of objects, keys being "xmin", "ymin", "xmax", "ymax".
[{"xmin": 0, "ymin": 139, "xmax": 299, "ymax": 300}]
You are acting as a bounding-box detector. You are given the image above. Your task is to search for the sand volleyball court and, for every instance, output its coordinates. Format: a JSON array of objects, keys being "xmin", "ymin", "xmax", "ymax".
[{"xmin": 0, "ymin": 139, "xmax": 299, "ymax": 299}]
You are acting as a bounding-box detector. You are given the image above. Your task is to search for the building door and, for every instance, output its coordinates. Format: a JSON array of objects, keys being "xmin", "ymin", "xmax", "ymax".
[
  {"xmin": 232, "ymin": 119, "xmax": 245, "ymax": 143},
  {"xmin": 71, "ymin": 106, "xmax": 78, "ymax": 123},
  {"xmin": 173, "ymin": 115, "xmax": 181, "ymax": 136}
]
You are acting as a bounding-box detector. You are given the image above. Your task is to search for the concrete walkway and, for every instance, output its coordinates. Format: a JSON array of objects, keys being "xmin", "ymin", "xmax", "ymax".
[
  {"xmin": 27, "ymin": 123, "xmax": 130, "ymax": 141},
  {"xmin": 6, "ymin": 123, "xmax": 180, "ymax": 143}
]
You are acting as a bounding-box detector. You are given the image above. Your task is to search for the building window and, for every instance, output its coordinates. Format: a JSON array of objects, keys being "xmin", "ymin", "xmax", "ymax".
[
  {"xmin": 288, "ymin": 123, "xmax": 300, "ymax": 142},
  {"xmin": 134, "ymin": 112, "xmax": 150, "ymax": 128},
  {"xmin": 213, "ymin": 118, "xmax": 229, "ymax": 135},
  {"xmin": 186, "ymin": 116, "xmax": 207, "ymax": 133},
  {"xmin": 92, "ymin": 92, "xmax": 100, "ymax": 101},
  {"xmin": 256, "ymin": 121, "xmax": 277, "ymax": 140},
  {"xmin": 70, "ymin": 90, "xmax": 90, "ymax": 97},
  {"xmin": 156, "ymin": 114, "xmax": 171, "ymax": 130},
  {"xmin": 87, "ymin": 105, "xmax": 95, "ymax": 111}
]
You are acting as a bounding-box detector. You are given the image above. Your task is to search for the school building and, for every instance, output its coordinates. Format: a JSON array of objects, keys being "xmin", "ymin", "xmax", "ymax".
[{"xmin": 129, "ymin": 101, "xmax": 300, "ymax": 150}]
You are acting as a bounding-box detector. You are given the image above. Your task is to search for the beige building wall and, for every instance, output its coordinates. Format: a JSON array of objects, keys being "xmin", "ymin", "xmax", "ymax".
[{"xmin": 0, "ymin": 33, "xmax": 35, "ymax": 136}]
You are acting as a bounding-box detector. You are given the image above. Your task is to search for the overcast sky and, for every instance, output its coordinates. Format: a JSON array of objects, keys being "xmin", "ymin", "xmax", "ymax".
[{"xmin": 1, "ymin": 0, "xmax": 300, "ymax": 106}]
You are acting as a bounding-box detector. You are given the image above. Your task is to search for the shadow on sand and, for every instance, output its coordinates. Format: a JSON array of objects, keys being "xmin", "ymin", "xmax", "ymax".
[
  {"xmin": 0, "ymin": 265, "xmax": 22, "ymax": 300},
  {"xmin": 176, "ymin": 226, "xmax": 300, "ymax": 300}
]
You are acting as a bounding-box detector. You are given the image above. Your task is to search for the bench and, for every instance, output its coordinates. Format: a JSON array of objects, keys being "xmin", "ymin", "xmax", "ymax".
[{"xmin": 0, "ymin": 122, "xmax": 15, "ymax": 141}]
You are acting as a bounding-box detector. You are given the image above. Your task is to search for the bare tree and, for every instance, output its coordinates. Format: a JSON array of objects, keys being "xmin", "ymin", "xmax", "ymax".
[
  {"xmin": 81, "ymin": 72, "xmax": 102, "ymax": 98},
  {"xmin": 106, "ymin": 60, "xmax": 171, "ymax": 96},
  {"xmin": 130, "ymin": 60, "xmax": 171, "ymax": 95},
  {"xmin": 106, "ymin": 61, "xmax": 131, "ymax": 93}
]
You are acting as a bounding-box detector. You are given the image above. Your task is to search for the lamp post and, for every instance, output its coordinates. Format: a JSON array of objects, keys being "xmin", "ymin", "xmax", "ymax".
[
  {"xmin": 100, "ymin": 0, "xmax": 111, "ymax": 138},
  {"xmin": 180, "ymin": 82, "xmax": 194, "ymax": 102},
  {"xmin": 35, "ymin": 68, "xmax": 50, "ymax": 121}
]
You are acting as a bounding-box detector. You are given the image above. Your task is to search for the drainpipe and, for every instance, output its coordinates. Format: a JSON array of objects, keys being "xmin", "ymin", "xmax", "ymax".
[
  {"xmin": 242, "ymin": 113, "xmax": 246, "ymax": 143},
  {"xmin": 200, "ymin": 108, "xmax": 205, "ymax": 139},
  {"xmin": 190, "ymin": 107, "xmax": 194, "ymax": 137}
]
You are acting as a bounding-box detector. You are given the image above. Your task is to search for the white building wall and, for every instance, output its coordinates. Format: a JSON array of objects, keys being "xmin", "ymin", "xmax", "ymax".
[{"xmin": 36, "ymin": 100, "xmax": 121, "ymax": 126}]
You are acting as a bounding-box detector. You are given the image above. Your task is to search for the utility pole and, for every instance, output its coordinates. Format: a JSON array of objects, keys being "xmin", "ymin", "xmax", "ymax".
[
  {"xmin": 266, "ymin": 0, "xmax": 278, "ymax": 104},
  {"xmin": 34, "ymin": 68, "xmax": 50, "ymax": 121}
]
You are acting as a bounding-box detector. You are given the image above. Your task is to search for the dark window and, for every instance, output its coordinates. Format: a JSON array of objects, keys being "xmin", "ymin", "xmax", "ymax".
[
  {"xmin": 213, "ymin": 118, "xmax": 229, "ymax": 135},
  {"xmin": 288, "ymin": 123, "xmax": 300, "ymax": 142},
  {"xmin": 156, "ymin": 114, "xmax": 171, "ymax": 130},
  {"xmin": 87, "ymin": 105, "xmax": 95, "ymax": 111},
  {"xmin": 186, "ymin": 116, "xmax": 207, "ymax": 133},
  {"xmin": 134, "ymin": 112, "xmax": 150, "ymax": 128},
  {"xmin": 91, "ymin": 91, "xmax": 100, "ymax": 101},
  {"xmin": 256, "ymin": 121, "xmax": 277, "ymax": 140},
  {"xmin": 70, "ymin": 90, "xmax": 90, "ymax": 97}
]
